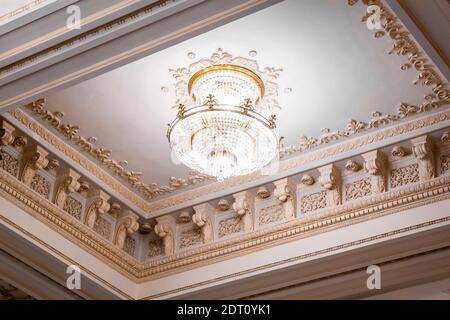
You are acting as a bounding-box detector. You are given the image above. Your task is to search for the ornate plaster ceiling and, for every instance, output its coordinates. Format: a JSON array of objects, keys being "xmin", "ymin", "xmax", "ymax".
[{"xmin": 22, "ymin": 0, "xmax": 447, "ymax": 204}]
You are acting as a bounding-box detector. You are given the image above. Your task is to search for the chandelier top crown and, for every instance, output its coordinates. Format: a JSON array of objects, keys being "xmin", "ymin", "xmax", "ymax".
[{"xmin": 169, "ymin": 48, "xmax": 282, "ymax": 115}]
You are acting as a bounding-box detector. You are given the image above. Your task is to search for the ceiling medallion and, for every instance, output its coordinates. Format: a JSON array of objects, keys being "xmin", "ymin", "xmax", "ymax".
[{"xmin": 167, "ymin": 48, "xmax": 282, "ymax": 182}]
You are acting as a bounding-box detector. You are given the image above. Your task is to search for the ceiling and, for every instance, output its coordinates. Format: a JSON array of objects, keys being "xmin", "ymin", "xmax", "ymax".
[{"xmin": 27, "ymin": 0, "xmax": 432, "ymax": 198}]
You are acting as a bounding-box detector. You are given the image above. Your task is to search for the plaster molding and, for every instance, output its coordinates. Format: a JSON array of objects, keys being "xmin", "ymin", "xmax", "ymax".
[
  {"xmin": 24, "ymin": 99, "xmax": 212, "ymax": 199},
  {"xmin": 192, "ymin": 203, "xmax": 215, "ymax": 244},
  {"xmin": 53, "ymin": 168, "xmax": 81, "ymax": 209},
  {"xmin": 0, "ymin": 0, "xmax": 178, "ymax": 76},
  {"xmin": 6, "ymin": 108, "xmax": 151, "ymax": 213},
  {"xmin": 1, "ymin": 151, "xmax": 450, "ymax": 280},
  {"xmin": 11, "ymin": 106, "xmax": 450, "ymax": 215},
  {"xmin": 362, "ymin": 150, "xmax": 387, "ymax": 194},
  {"xmin": 154, "ymin": 216, "xmax": 176, "ymax": 256},
  {"xmin": 0, "ymin": 0, "xmax": 49, "ymax": 22},
  {"xmin": 411, "ymin": 135, "xmax": 436, "ymax": 181}
]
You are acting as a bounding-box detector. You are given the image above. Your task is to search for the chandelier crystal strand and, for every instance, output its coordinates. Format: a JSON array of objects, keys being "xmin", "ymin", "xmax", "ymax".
[{"xmin": 167, "ymin": 63, "xmax": 279, "ymax": 182}]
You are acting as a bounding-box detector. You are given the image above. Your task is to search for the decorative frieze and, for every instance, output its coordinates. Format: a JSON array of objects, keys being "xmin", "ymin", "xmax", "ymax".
[
  {"xmin": 179, "ymin": 228, "xmax": 202, "ymax": 249},
  {"xmin": 0, "ymin": 151, "xmax": 19, "ymax": 177},
  {"xmin": 411, "ymin": 135, "xmax": 435, "ymax": 181},
  {"xmin": 390, "ymin": 164, "xmax": 420, "ymax": 188},
  {"xmin": 318, "ymin": 164, "xmax": 341, "ymax": 207},
  {"xmin": 94, "ymin": 215, "xmax": 112, "ymax": 239},
  {"xmin": 30, "ymin": 174, "xmax": 51, "ymax": 199},
  {"xmin": 218, "ymin": 216, "xmax": 243, "ymax": 238},
  {"xmin": 440, "ymin": 155, "xmax": 450, "ymax": 174},
  {"xmin": 362, "ymin": 150, "xmax": 387, "ymax": 194},
  {"xmin": 147, "ymin": 239, "xmax": 163, "ymax": 259},
  {"xmin": 258, "ymin": 203, "xmax": 284, "ymax": 226},
  {"xmin": 154, "ymin": 216, "xmax": 176, "ymax": 256},
  {"xmin": 123, "ymin": 237, "xmax": 136, "ymax": 256},
  {"xmin": 300, "ymin": 191, "xmax": 327, "ymax": 214},
  {"xmin": 63, "ymin": 196, "xmax": 83, "ymax": 220},
  {"xmin": 345, "ymin": 178, "xmax": 372, "ymax": 201}
]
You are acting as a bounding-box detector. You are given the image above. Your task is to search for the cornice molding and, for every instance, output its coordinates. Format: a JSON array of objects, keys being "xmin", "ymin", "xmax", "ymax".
[
  {"xmin": 6, "ymin": 108, "xmax": 151, "ymax": 213},
  {"xmin": 12, "ymin": 104, "xmax": 450, "ymax": 214},
  {"xmin": 1, "ymin": 155, "xmax": 450, "ymax": 281},
  {"xmin": 0, "ymin": 0, "xmax": 49, "ymax": 22},
  {"xmin": 142, "ymin": 219, "xmax": 450, "ymax": 299},
  {"xmin": 0, "ymin": 169, "xmax": 141, "ymax": 279}
]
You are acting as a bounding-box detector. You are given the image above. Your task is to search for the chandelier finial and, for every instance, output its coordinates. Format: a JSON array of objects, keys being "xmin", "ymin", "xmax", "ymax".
[
  {"xmin": 240, "ymin": 98, "xmax": 254, "ymax": 114},
  {"xmin": 177, "ymin": 103, "xmax": 186, "ymax": 118},
  {"xmin": 203, "ymin": 94, "xmax": 218, "ymax": 109}
]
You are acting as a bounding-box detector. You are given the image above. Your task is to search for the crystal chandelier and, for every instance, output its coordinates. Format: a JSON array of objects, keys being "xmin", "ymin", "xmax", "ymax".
[{"xmin": 167, "ymin": 50, "xmax": 281, "ymax": 182}]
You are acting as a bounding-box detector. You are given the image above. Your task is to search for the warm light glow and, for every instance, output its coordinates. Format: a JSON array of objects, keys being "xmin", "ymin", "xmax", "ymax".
[{"xmin": 167, "ymin": 64, "xmax": 279, "ymax": 182}]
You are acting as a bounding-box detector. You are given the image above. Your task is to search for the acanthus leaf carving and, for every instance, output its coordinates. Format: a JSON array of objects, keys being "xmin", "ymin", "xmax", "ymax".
[
  {"xmin": 362, "ymin": 150, "xmax": 387, "ymax": 194},
  {"xmin": 154, "ymin": 216, "xmax": 176, "ymax": 256},
  {"xmin": 232, "ymin": 191, "xmax": 254, "ymax": 233},
  {"xmin": 84, "ymin": 189, "xmax": 111, "ymax": 228},
  {"xmin": 54, "ymin": 168, "xmax": 81, "ymax": 209},
  {"xmin": 273, "ymin": 178, "xmax": 295, "ymax": 221},
  {"xmin": 114, "ymin": 211, "xmax": 139, "ymax": 250},
  {"xmin": 20, "ymin": 145, "xmax": 49, "ymax": 187},
  {"xmin": 192, "ymin": 203, "xmax": 214, "ymax": 244},
  {"xmin": 25, "ymin": 100, "xmax": 214, "ymax": 199},
  {"xmin": 411, "ymin": 135, "xmax": 435, "ymax": 181},
  {"xmin": 318, "ymin": 164, "xmax": 341, "ymax": 207}
]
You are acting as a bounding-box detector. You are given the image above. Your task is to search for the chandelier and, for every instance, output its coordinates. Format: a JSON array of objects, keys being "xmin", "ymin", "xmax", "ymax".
[{"xmin": 167, "ymin": 49, "xmax": 282, "ymax": 182}]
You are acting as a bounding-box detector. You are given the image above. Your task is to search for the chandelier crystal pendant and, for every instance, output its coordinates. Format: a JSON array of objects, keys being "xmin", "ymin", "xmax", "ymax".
[{"xmin": 167, "ymin": 49, "xmax": 282, "ymax": 182}]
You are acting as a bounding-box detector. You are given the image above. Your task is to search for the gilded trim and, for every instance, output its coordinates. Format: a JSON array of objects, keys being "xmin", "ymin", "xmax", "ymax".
[{"xmin": 187, "ymin": 64, "xmax": 266, "ymax": 97}]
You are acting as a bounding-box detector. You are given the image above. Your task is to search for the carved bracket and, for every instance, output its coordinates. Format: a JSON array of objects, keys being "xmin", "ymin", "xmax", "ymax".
[
  {"xmin": 84, "ymin": 189, "xmax": 111, "ymax": 228},
  {"xmin": 114, "ymin": 211, "xmax": 139, "ymax": 249},
  {"xmin": 192, "ymin": 203, "xmax": 214, "ymax": 243},
  {"xmin": 273, "ymin": 178, "xmax": 296, "ymax": 221},
  {"xmin": 318, "ymin": 164, "xmax": 341, "ymax": 207},
  {"xmin": 154, "ymin": 215, "xmax": 176, "ymax": 256},
  {"xmin": 362, "ymin": 150, "xmax": 387, "ymax": 194},
  {"xmin": 412, "ymin": 135, "xmax": 435, "ymax": 181},
  {"xmin": 54, "ymin": 168, "xmax": 81, "ymax": 208},
  {"xmin": 232, "ymin": 191, "xmax": 254, "ymax": 232},
  {"xmin": 20, "ymin": 145, "xmax": 49, "ymax": 187}
]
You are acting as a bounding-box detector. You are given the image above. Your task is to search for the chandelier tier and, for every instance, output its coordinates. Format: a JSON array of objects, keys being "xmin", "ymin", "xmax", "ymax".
[{"xmin": 167, "ymin": 50, "xmax": 282, "ymax": 182}]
